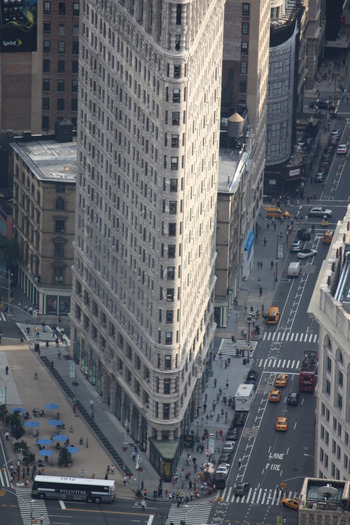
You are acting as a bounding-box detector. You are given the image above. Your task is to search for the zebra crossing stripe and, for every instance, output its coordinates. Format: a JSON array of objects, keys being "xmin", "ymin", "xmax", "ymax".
[
  {"xmin": 281, "ymin": 332, "xmax": 285, "ymax": 341},
  {"xmin": 290, "ymin": 333, "xmax": 295, "ymax": 341}
]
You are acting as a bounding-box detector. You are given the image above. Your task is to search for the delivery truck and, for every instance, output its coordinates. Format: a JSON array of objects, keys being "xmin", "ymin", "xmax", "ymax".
[{"xmin": 235, "ymin": 383, "xmax": 255, "ymax": 412}]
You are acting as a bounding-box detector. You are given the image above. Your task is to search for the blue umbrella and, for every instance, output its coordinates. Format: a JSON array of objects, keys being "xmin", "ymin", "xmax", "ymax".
[
  {"xmin": 47, "ymin": 419, "xmax": 63, "ymax": 427},
  {"xmin": 66, "ymin": 446, "xmax": 79, "ymax": 454},
  {"xmin": 53, "ymin": 434, "xmax": 68, "ymax": 442},
  {"xmin": 10, "ymin": 407, "xmax": 25, "ymax": 414},
  {"xmin": 38, "ymin": 449, "xmax": 53, "ymax": 457},
  {"xmin": 24, "ymin": 420, "xmax": 40, "ymax": 428},
  {"xmin": 36, "ymin": 439, "xmax": 52, "ymax": 446},
  {"xmin": 45, "ymin": 403, "xmax": 60, "ymax": 410}
]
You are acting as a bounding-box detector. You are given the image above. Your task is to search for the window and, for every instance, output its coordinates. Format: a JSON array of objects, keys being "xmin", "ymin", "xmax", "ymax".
[
  {"xmin": 163, "ymin": 403, "xmax": 170, "ymax": 419},
  {"xmin": 242, "ymin": 22, "xmax": 249, "ymax": 35},
  {"xmin": 72, "ymin": 61, "xmax": 78, "ymax": 74},
  {"xmin": 73, "ymin": 24, "xmax": 79, "ymax": 36},
  {"xmin": 239, "ymin": 81, "xmax": 247, "ymax": 93},
  {"xmin": 176, "ymin": 4, "xmax": 182, "ymax": 24},
  {"xmin": 346, "ymin": 432, "xmax": 349, "ymax": 446},
  {"xmin": 174, "ymin": 65, "xmax": 181, "ymax": 78},
  {"xmin": 58, "ymin": 61, "xmax": 65, "ymax": 73},
  {"xmin": 42, "ymin": 98, "xmax": 50, "ymax": 111},
  {"xmin": 54, "ymin": 243, "xmax": 65, "ymax": 258},
  {"xmin": 58, "ymin": 24, "xmax": 65, "ymax": 36},
  {"xmin": 172, "ymin": 112, "xmax": 180, "ymax": 125},
  {"xmin": 166, "ymin": 289, "xmax": 174, "ymax": 301},
  {"xmin": 71, "ymin": 99, "xmax": 78, "ymax": 112},
  {"xmin": 169, "ymin": 202, "xmax": 177, "ymax": 214},
  {"xmin": 42, "ymin": 117, "xmax": 49, "ymax": 131},
  {"xmin": 240, "ymin": 62, "xmax": 248, "ymax": 75},
  {"xmin": 72, "ymin": 42, "xmax": 79, "ymax": 55},
  {"xmin": 72, "ymin": 80, "xmax": 78, "ymax": 93},
  {"xmin": 168, "ymin": 245, "xmax": 176, "ymax": 258},
  {"xmin": 338, "ymin": 423, "xmax": 342, "ymax": 437},
  {"xmin": 73, "ymin": 2, "xmax": 79, "ymax": 15},
  {"xmin": 165, "ymin": 332, "xmax": 172, "ymax": 345},
  {"xmin": 43, "ymin": 79, "xmax": 50, "ymax": 91},
  {"xmin": 43, "ymin": 21, "xmax": 51, "ymax": 34},
  {"xmin": 43, "ymin": 60, "xmax": 50, "ymax": 73},
  {"xmin": 338, "ymin": 371, "xmax": 343, "ymax": 387},
  {"xmin": 57, "ymin": 79, "xmax": 65, "ymax": 92},
  {"xmin": 165, "ymin": 356, "xmax": 171, "ymax": 370},
  {"xmin": 325, "ymin": 379, "xmax": 331, "ymax": 395},
  {"xmin": 170, "ymin": 179, "xmax": 178, "ymax": 191},
  {"xmin": 164, "ymin": 379, "xmax": 171, "ymax": 394},
  {"xmin": 56, "ymin": 197, "xmax": 65, "ymax": 210},
  {"xmin": 166, "ymin": 310, "xmax": 173, "ymax": 323},
  {"xmin": 171, "ymin": 135, "xmax": 179, "ymax": 148},
  {"xmin": 242, "ymin": 3, "xmax": 250, "ymax": 16},
  {"xmin": 43, "ymin": 40, "xmax": 50, "ymax": 53},
  {"xmin": 173, "ymin": 89, "xmax": 180, "ymax": 103},
  {"xmin": 338, "ymin": 393, "xmax": 343, "ymax": 410},
  {"xmin": 167, "ymin": 267, "xmax": 175, "ymax": 280},
  {"xmin": 54, "ymin": 267, "xmax": 64, "ymax": 283},
  {"xmin": 57, "ymin": 99, "xmax": 65, "ymax": 111},
  {"xmin": 175, "ymin": 34, "xmax": 181, "ymax": 51},
  {"xmin": 44, "ymin": 1, "xmax": 51, "ymax": 14},
  {"xmin": 326, "ymin": 356, "xmax": 331, "ymax": 372},
  {"xmin": 241, "ymin": 41, "xmax": 248, "ymax": 55},
  {"xmin": 58, "ymin": 41, "xmax": 65, "ymax": 54},
  {"xmin": 59, "ymin": 2, "xmax": 66, "ymax": 15},
  {"xmin": 169, "ymin": 224, "xmax": 176, "ymax": 236},
  {"xmin": 171, "ymin": 157, "xmax": 178, "ymax": 170},
  {"xmin": 55, "ymin": 220, "xmax": 65, "ymax": 233}
]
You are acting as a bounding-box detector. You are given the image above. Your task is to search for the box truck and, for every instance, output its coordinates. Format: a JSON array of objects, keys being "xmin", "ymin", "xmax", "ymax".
[{"xmin": 235, "ymin": 383, "xmax": 255, "ymax": 412}]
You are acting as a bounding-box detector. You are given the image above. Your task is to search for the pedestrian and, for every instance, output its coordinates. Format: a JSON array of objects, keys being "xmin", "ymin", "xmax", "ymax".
[
  {"xmin": 40, "ymin": 514, "xmax": 44, "ymax": 525},
  {"xmin": 225, "ymin": 379, "xmax": 229, "ymax": 388},
  {"xmin": 73, "ymin": 402, "xmax": 77, "ymax": 414},
  {"xmin": 86, "ymin": 437, "xmax": 88, "ymax": 448},
  {"xmin": 107, "ymin": 465, "xmax": 110, "ymax": 474},
  {"xmin": 81, "ymin": 468, "xmax": 85, "ymax": 478},
  {"xmin": 263, "ymin": 237, "xmax": 267, "ymax": 246},
  {"xmin": 58, "ymin": 349, "xmax": 61, "ymax": 359},
  {"xmin": 259, "ymin": 286, "xmax": 263, "ymax": 297},
  {"xmin": 260, "ymin": 261, "xmax": 263, "ymax": 269},
  {"xmin": 90, "ymin": 399, "xmax": 94, "ymax": 410},
  {"xmin": 213, "ymin": 378, "xmax": 217, "ymax": 388},
  {"xmin": 34, "ymin": 371, "xmax": 38, "ymax": 380},
  {"xmin": 141, "ymin": 499, "xmax": 146, "ymax": 510},
  {"xmin": 270, "ymin": 260, "xmax": 274, "ymax": 270},
  {"xmin": 123, "ymin": 475, "xmax": 127, "ymax": 486},
  {"xmin": 105, "ymin": 473, "xmax": 108, "ymax": 480},
  {"xmin": 238, "ymin": 458, "xmax": 242, "ymax": 468},
  {"xmin": 5, "ymin": 366, "xmax": 8, "ymax": 375}
]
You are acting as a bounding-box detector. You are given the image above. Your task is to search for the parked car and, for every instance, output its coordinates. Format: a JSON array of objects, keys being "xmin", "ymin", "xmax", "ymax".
[
  {"xmin": 314, "ymin": 172, "xmax": 324, "ymax": 183},
  {"xmin": 308, "ymin": 207, "xmax": 332, "ymax": 217},
  {"xmin": 233, "ymin": 412, "xmax": 247, "ymax": 427},
  {"xmin": 219, "ymin": 452, "xmax": 232, "ymax": 464},
  {"xmin": 222, "ymin": 441, "xmax": 236, "ymax": 453},
  {"xmin": 216, "ymin": 464, "xmax": 230, "ymax": 477},
  {"xmin": 226, "ymin": 427, "xmax": 240, "ymax": 441},
  {"xmin": 266, "ymin": 306, "xmax": 280, "ymax": 325},
  {"xmin": 290, "ymin": 240, "xmax": 302, "ymax": 252},
  {"xmin": 287, "ymin": 393, "xmax": 300, "ymax": 406},
  {"xmin": 330, "ymin": 129, "xmax": 340, "ymax": 138},
  {"xmin": 246, "ymin": 370, "xmax": 258, "ymax": 383},
  {"xmin": 297, "ymin": 228, "xmax": 311, "ymax": 241}
]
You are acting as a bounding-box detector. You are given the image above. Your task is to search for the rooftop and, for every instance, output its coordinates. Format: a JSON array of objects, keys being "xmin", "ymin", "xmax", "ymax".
[
  {"xmin": 299, "ymin": 477, "xmax": 350, "ymax": 518},
  {"xmin": 11, "ymin": 140, "xmax": 77, "ymax": 183}
]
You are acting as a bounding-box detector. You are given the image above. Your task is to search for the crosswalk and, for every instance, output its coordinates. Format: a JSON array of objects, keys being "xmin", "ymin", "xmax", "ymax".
[
  {"xmin": 166, "ymin": 501, "xmax": 213, "ymax": 525},
  {"xmin": 222, "ymin": 486, "xmax": 296, "ymax": 506},
  {"xmin": 263, "ymin": 331, "xmax": 318, "ymax": 343},
  {"xmin": 257, "ymin": 357, "xmax": 300, "ymax": 371},
  {"xmin": 16, "ymin": 488, "xmax": 50, "ymax": 524},
  {"xmin": 0, "ymin": 468, "xmax": 10, "ymax": 487},
  {"xmin": 0, "ymin": 312, "xmax": 6, "ymax": 321}
]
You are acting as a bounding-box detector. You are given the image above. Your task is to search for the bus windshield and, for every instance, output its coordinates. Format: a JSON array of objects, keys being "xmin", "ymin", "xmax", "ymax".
[{"xmin": 31, "ymin": 475, "xmax": 115, "ymax": 503}]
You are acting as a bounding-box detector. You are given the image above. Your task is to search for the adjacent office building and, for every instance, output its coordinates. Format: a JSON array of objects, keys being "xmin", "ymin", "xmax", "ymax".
[
  {"xmin": 70, "ymin": 0, "xmax": 225, "ymax": 476},
  {"xmin": 309, "ymin": 205, "xmax": 350, "ymax": 481}
]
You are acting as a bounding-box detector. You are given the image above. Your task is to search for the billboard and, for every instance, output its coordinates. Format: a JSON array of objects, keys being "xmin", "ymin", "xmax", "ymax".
[{"xmin": 0, "ymin": 0, "xmax": 37, "ymax": 53}]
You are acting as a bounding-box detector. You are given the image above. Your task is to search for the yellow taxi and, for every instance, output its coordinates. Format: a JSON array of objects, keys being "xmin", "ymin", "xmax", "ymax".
[
  {"xmin": 321, "ymin": 216, "xmax": 329, "ymax": 227},
  {"xmin": 275, "ymin": 373, "xmax": 288, "ymax": 388},
  {"xmin": 266, "ymin": 307, "xmax": 280, "ymax": 325},
  {"xmin": 276, "ymin": 417, "xmax": 288, "ymax": 432},
  {"xmin": 269, "ymin": 390, "xmax": 281, "ymax": 403},
  {"xmin": 280, "ymin": 497, "xmax": 299, "ymax": 510}
]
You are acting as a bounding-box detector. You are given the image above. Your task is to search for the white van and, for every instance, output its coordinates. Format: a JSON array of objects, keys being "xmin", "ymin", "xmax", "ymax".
[{"xmin": 288, "ymin": 262, "xmax": 301, "ymax": 278}]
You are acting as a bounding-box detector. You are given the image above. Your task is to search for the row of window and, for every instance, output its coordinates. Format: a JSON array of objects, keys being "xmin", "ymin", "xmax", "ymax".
[
  {"xmin": 43, "ymin": 41, "xmax": 79, "ymax": 54},
  {"xmin": 43, "ymin": 79, "xmax": 78, "ymax": 93},
  {"xmin": 44, "ymin": 1, "xmax": 79, "ymax": 16},
  {"xmin": 43, "ymin": 59, "xmax": 78, "ymax": 74},
  {"xmin": 43, "ymin": 98, "xmax": 77, "ymax": 112}
]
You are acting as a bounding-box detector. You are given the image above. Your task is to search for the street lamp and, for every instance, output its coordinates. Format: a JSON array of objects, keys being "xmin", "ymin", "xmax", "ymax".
[{"xmin": 247, "ymin": 315, "xmax": 252, "ymax": 364}]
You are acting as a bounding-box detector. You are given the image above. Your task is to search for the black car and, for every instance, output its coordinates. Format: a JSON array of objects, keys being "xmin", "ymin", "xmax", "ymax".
[
  {"xmin": 226, "ymin": 427, "xmax": 240, "ymax": 441},
  {"xmin": 297, "ymin": 228, "xmax": 311, "ymax": 241},
  {"xmin": 233, "ymin": 412, "xmax": 247, "ymax": 427},
  {"xmin": 287, "ymin": 393, "xmax": 300, "ymax": 406},
  {"xmin": 246, "ymin": 369, "xmax": 258, "ymax": 383},
  {"xmin": 314, "ymin": 172, "xmax": 324, "ymax": 183},
  {"xmin": 219, "ymin": 452, "xmax": 232, "ymax": 464},
  {"xmin": 233, "ymin": 482, "xmax": 250, "ymax": 497}
]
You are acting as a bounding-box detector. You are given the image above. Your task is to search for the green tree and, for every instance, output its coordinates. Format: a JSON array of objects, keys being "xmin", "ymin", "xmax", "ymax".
[
  {"xmin": 8, "ymin": 412, "xmax": 25, "ymax": 440},
  {"xmin": 0, "ymin": 238, "xmax": 17, "ymax": 272},
  {"xmin": 58, "ymin": 447, "xmax": 72, "ymax": 467}
]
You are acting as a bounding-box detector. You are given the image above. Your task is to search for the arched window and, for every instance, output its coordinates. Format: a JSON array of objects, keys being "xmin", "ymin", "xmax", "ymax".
[{"xmin": 56, "ymin": 197, "xmax": 65, "ymax": 210}]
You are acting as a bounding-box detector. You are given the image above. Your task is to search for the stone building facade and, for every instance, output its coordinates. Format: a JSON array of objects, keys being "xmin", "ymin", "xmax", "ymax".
[{"xmin": 70, "ymin": 0, "xmax": 225, "ymax": 477}]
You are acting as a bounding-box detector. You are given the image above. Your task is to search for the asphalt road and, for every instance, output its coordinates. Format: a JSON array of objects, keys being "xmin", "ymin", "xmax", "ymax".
[{"xmin": 210, "ymin": 111, "xmax": 349, "ymax": 525}]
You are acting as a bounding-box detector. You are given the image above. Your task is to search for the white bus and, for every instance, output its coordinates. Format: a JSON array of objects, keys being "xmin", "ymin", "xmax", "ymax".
[{"xmin": 31, "ymin": 475, "xmax": 115, "ymax": 503}]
